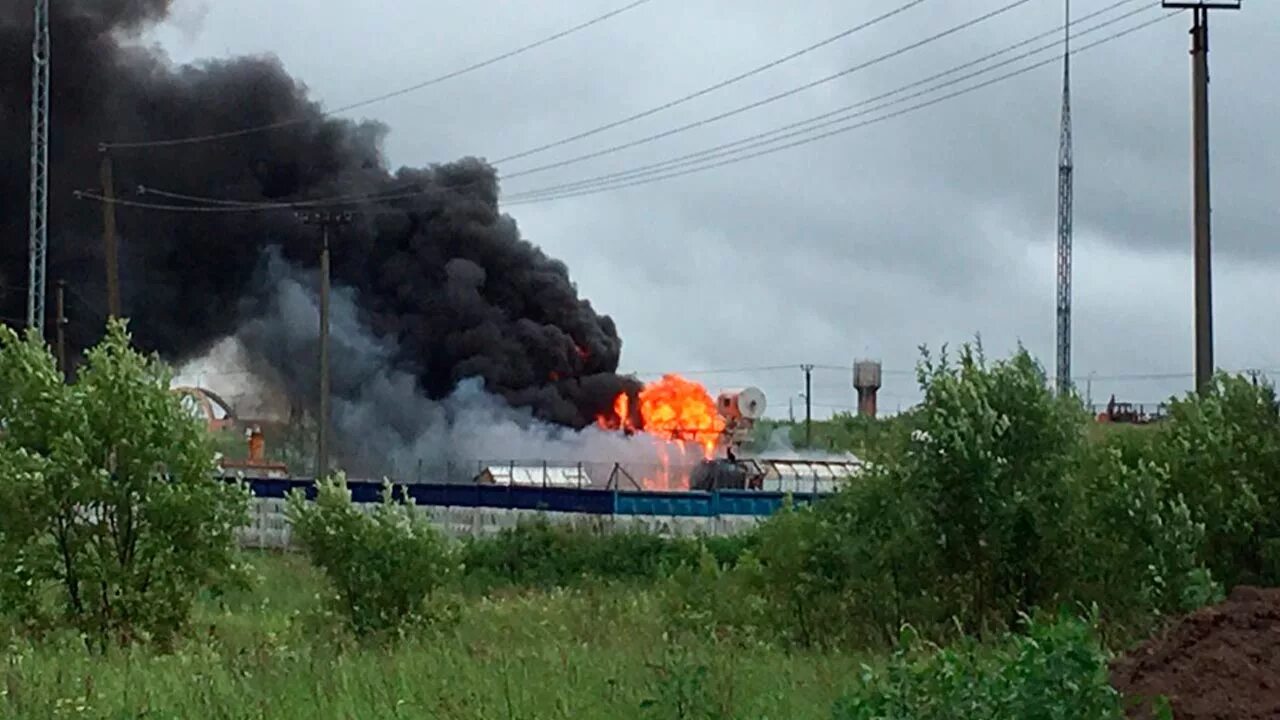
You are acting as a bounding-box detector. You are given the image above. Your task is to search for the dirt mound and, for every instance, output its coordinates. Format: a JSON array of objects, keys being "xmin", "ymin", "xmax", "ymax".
[{"xmin": 1111, "ymin": 586, "xmax": 1280, "ymax": 719}]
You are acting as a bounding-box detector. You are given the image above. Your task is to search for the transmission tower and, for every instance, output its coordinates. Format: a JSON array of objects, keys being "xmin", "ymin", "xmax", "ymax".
[
  {"xmin": 1054, "ymin": 0, "xmax": 1074, "ymax": 396},
  {"xmin": 26, "ymin": 0, "xmax": 50, "ymax": 336}
]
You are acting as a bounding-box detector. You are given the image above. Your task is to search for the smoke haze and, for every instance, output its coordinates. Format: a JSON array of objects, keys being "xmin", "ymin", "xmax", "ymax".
[
  {"xmin": 0, "ymin": 0, "xmax": 643, "ymax": 470},
  {"xmin": 239, "ymin": 251, "xmax": 687, "ymax": 479}
]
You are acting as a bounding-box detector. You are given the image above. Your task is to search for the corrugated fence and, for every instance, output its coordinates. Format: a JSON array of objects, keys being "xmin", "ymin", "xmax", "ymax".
[{"xmin": 231, "ymin": 474, "xmax": 828, "ymax": 548}]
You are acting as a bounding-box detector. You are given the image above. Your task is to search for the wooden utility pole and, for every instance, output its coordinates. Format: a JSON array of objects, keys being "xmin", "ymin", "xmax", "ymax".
[
  {"xmin": 1162, "ymin": 1, "xmax": 1241, "ymax": 396},
  {"xmin": 297, "ymin": 210, "xmax": 353, "ymax": 479},
  {"xmin": 99, "ymin": 145, "xmax": 121, "ymax": 318},
  {"xmin": 55, "ymin": 279, "xmax": 67, "ymax": 380}
]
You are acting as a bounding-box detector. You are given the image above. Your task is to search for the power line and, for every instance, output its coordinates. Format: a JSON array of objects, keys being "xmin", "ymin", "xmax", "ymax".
[
  {"xmin": 504, "ymin": 0, "xmax": 1151, "ymax": 200},
  {"xmin": 498, "ymin": 0, "xmax": 1038, "ymax": 181},
  {"xmin": 493, "ymin": 0, "xmax": 931, "ymax": 165},
  {"xmin": 100, "ymin": 0, "xmax": 657, "ymax": 150},
  {"xmin": 72, "ymin": 184, "xmax": 480, "ymax": 214},
  {"xmin": 72, "ymin": 4, "xmax": 1172, "ymax": 215},
  {"xmin": 80, "ymin": 3, "xmax": 1148, "ymax": 217},
  {"xmin": 501, "ymin": 11, "xmax": 1174, "ymax": 206},
  {"xmin": 136, "ymin": 183, "xmax": 446, "ymax": 209},
  {"xmin": 625, "ymin": 364, "xmax": 804, "ymax": 377}
]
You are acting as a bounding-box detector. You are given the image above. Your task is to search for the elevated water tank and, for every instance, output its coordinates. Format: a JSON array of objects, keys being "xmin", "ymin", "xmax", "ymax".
[{"xmin": 852, "ymin": 360, "xmax": 882, "ymax": 418}]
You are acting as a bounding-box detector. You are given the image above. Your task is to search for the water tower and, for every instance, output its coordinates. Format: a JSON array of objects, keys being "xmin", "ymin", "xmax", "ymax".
[{"xmin": 852, "ymin": 360, "xmax": 882, "ymax": 418}]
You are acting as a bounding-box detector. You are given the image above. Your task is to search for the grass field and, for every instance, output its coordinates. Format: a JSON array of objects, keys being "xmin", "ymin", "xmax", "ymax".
[{"xmin": 2, "ymin": 552, "xmax": 866, "ymax": 719}]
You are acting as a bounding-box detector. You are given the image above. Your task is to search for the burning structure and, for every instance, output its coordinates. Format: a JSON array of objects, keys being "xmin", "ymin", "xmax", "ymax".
[{"xmin": 587, "ymin": 378, "xmax": 863, "ymax": 492}]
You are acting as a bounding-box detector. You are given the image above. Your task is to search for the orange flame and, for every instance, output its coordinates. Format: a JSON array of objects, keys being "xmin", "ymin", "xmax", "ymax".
[
  {"xmin": 596, "ymin": 374, "xmax": 726, "ymax": 490},
  {"xmin": 636, "ymin": 374, "xmax": 725, "ymax": 457},
  {"xmin": 597, "ymin": 373, "xmax": 725, "ymax": 457}
]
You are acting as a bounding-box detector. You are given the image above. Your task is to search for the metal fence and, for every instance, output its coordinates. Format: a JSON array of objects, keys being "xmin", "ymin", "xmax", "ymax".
[{"xmin": 228, "ymin": 472, "xmax": 827, "ymax": 519}]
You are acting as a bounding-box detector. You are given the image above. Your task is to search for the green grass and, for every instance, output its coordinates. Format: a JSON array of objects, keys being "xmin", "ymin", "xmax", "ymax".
[{"xmin": 2, "ymin": 552, "xmax": 865, "ymax": 719}]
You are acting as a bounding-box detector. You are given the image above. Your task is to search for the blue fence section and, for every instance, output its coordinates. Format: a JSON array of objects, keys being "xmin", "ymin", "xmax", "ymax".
[{"xmin": 229, "ymin": 474, "xmax": 826, "ymax": 518}]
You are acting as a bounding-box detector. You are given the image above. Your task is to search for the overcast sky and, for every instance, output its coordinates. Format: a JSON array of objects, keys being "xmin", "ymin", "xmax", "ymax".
[{"xmin": 149, "ymin": 0, "xmax": 1278, "ymax": 418}]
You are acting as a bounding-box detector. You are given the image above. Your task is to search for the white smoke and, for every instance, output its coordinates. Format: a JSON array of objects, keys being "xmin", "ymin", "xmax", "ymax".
[
  {"xmin": 171, "ymin": 336, "xmax": 289, "ymax": 422},
  {"xmin": 752, "ymin": 424, "xmax": 864, "ymax": 464}
]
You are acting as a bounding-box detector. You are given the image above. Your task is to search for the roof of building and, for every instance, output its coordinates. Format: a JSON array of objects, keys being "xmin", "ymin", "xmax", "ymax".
[{"xmin": 476, "ymin": 463, "xmax": 591, "ymax": 488}]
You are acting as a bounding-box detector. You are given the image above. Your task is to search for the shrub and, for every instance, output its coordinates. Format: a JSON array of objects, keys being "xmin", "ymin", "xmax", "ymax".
[
  {"xmin": 699, "ymin": 342, "xmax": 1094, "ymax": 648},
  {"xmin": 459, "ymin": 519, "xmax": 708, "ymax": 590},
  {"xmin": 1071, "ymin": 438, "xmax": 1219, "ymax": 628},
  {"xmin": 901, "ymin": 342, "xmax": 1088, "ymax": 631},
  {"xmin": 0, "ymin": 320, "xmax": 250, "ymax": 649},
  {"xmin": 1156, "ymin": 373, "xmax": 1280, "ymax": 587},
  {"xmin": 716, "ymin": 342, "xmax": 1234, "ymax": 649},
  {"xmin": 832, "ymin": 614, "xmax": 1142, "ymax": 720},
  {"xmin": 286, "ymin": 474, "xmax": 455, "ymax": 637}
]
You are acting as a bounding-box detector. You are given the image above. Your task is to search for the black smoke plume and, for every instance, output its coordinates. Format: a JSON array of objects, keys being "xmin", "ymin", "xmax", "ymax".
[{"xmin": 0, "ymin": 2, "xmax": 639, "ymax": 448}]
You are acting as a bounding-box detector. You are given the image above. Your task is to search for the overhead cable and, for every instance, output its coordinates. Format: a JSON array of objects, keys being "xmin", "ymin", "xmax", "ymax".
[
  {"xmin": 501, "ymin": 12, "xmax": 1174, "ymax": 206},
  {"xmin": 498, "ymin": 0, "xmax": 1038, "ymax": 181},
  {"xmin": 100, "ymin": 0, "xmax": 657, "ymax": 150},
  {"xmin": 492, "ymin": 0, "xmax": 932, "ymax": 164},
  {"xmin": 504, "ymin": 0, "xmax": 1151, "ymax": 200},
  {"xmin": 76, "ymin": 8, "xmax": 1170, "ymax": 215}
]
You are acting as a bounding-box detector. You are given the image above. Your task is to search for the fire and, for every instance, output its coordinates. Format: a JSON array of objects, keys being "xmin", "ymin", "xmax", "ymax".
[
  {"xmin": 596, "ymin": 373, "xmax": 726, "ymax": 490},
  {"xmin": 597, "ymin": 373, "xmax": 726, "ymax": 458}
]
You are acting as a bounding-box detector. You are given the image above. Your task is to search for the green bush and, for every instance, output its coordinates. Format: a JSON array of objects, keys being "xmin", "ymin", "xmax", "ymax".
[
  {"xmin": 1071, "ymin": 438, "xmax": 1219, "ymax": 627},
  {"xmin": 1156, "ymin": 373, "xmax": 1280, "ymax": 587},
  {"xmin": 832, "ymin": 614, "xmax": 1147, "ymax": 720},
  {"xmin": 661, "ymin": 546, "xmax": 743, "ymax": 641},
  {"xmin": 286, "ymin": 474, "xmax": 456, "ymax": 637},
  {"xmin": 902, "ymin": 342, "xmax": 1088, "ymax": 631},
  {"xmin": 0, "ymin": 320, "xmax": 250, "ymax": 649},
  {"xmin": 713, "ymin": 343, "xmax": 1239, "ymax": 649},
  {"xmin": 459, "ymin": 519, "xmax": 711, "ymax": 589}
]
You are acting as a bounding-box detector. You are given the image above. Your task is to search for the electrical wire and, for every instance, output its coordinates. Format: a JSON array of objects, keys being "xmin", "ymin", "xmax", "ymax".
[
  {"xmin": 624, "ymin": 364, "xmax": 805, "ymax": 376},
  {"xmin": 73, "ymin": 181, "xmax": 483, "ymax": 213},
  {"xmin": 76, "ymin": 6, "xmax": 1168, "ymax": 215},
  {"xmin": 501, "ymin": 11, "xmax": 1174, "ymax": 206},
  {"xmin": 492, "ymin": 0, "xmax": 931, "ymax": 164},
  {"xmin": 498, "ymin": 0, "xmax": 1037, "ymax": 181},
  {"xmin": 136, "ymin": 183, "xmax": 455, "ymax": 209},
  {"xmin": 100, "ymin": 0, "xmax": 657, "ymax": 150},
  {"xmin": 504, "ymin": 0, "xmax": 1152, "ymax": 200}
]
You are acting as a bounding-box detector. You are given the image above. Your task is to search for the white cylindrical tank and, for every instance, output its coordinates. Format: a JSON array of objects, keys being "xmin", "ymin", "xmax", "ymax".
[{"xmin": 717, "ymin": 387, "xmax": 767, "ymax": 420}]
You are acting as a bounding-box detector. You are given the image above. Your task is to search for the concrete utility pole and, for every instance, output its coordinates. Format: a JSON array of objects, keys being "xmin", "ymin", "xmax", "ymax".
[
  {"xmin": 801, "ymin": 364, "xmax": 814, "ymax": 447},
  {"xmin": 297, "ymin": 210, "xmax": 353, "ymax": 480},
  {"xmin": 1162, "ymin": 0, "xmax": 1240, "ymax": 396},
  {"xmin": 27, "ymin": 0, "xmax": 50, "ymax": 335},
  {"xmin": 99, "ymin": 146, "xmax": 121, "ymax": 318}
]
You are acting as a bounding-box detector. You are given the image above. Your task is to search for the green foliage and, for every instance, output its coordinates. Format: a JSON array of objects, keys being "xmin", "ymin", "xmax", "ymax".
[
  {"xmin": 0, "ymin": 320, "xmax": 250, "ymax": 649},
  {"xmin": 730, "ymin": 342, "xmax": 1097, "ymax": 647},
  {"xmin": 903, "ymin": 342, "xmax": 1087, "ymax": 630},
  {"xmin": 1156, "ymin": 373, "xmax": 1280, "ymax": 587},
  {"xmin": 703, "ymin": 341, "xmax": 1234, "ymax": 650},
  {"xmin": 1, "ymin": 554, "xmax": 864, "ymax": 719},
  {"xmin": 459, "ymin": 519, "xmax": 709, "ymax": 590},
  {"xmin": 285, "ymin": 473, "xmax": 456, "ymax": 637},
  {"xmin": 1071, "ymin": 438, "xmax": 1219, "ymax": 625},
  {"xmin": 832, "ymin": 614, "xmax": 1141, "ymax": 720},
  {"xmin": 639, "ymin": 645, "xmax": 728, "ymax": 720}
]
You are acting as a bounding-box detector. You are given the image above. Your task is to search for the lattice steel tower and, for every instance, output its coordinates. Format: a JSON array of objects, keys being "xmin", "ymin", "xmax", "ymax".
[
  {"xmin": 1055, "ymin": 0, "xmax": 1074, "ymax": 396},
  {"xmin": 27, "ymin": 0, "xmax": 50, "ymax": 336}
]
